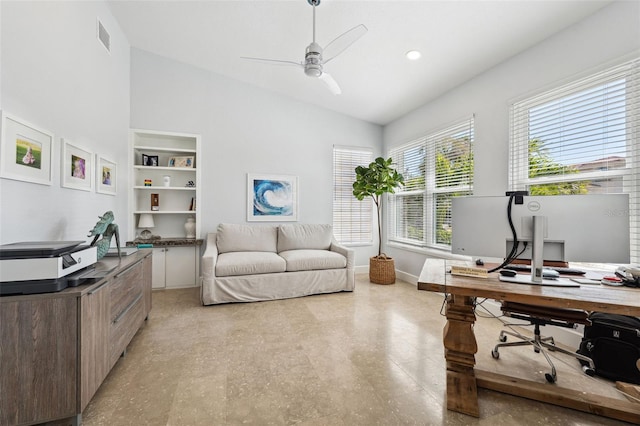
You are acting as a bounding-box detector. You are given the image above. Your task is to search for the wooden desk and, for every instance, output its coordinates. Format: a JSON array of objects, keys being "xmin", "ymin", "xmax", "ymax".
[{"xmin": 417, "ymin": 259, "xmax": 640, "ymax": 423}]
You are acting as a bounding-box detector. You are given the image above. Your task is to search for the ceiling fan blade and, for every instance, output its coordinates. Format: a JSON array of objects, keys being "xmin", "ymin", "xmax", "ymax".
[
  {"xmin": 240, "ymin": 57, "xmax": 303, "ymax": 68},
  {"xmin": 319, "ymin": 72, "xmax": 341, "ymax": 95},
  {"xmin": 323, "ymin": 24, "xmax": 368, "ymax": 64}
]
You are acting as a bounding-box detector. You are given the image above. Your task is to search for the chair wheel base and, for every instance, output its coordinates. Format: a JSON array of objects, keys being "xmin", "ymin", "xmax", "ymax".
[
  {"xmin": 491, "ymin": 349, "xmax": 500, "ymax": 359},
  {"xmin": 545, "ymin": 372, "xmax": 556, "ymax": 383}
]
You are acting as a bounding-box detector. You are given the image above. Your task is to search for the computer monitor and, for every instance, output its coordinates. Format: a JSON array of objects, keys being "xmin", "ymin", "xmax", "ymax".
[{"xmin": 451, "ymin": 194, "xmax": 630, "ymax": 283}]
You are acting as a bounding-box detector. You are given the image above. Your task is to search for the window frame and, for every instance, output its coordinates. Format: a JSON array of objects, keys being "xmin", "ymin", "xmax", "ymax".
[
  {"xmin": 509, "ymin": 58, "xmax": 639, "ymax": 264},
  {"xmin": 388, "ymin": 117, "xmax": 474, "ymax": 250}
]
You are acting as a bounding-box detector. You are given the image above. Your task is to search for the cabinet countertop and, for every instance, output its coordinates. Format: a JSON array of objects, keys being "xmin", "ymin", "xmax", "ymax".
[{"xmin": 126, "ymin": 238, "xmax": 204, "ymax": 247}]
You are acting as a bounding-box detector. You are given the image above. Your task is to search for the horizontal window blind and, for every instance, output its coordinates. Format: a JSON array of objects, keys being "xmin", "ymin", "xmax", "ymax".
[
  {"xmin": 388, "ymin": 117, "xmax": 474, "ymax": 248},
  {"xmin": 388, "ymin": 139, "xmax": 426, "ymax": 245},
  {"xmin": 510, "ymin": 58, "xmax": 639, "ymax": 264},
  {"xmin": 333, "ymin": 146, "xmax": 373, "ymax": 244},
  {"xmin": 430, "ymin": 120, "xmax": 474, "ymax": 245}
]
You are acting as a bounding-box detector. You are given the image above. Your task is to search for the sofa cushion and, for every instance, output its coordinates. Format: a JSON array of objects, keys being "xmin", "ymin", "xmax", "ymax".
[
  {"xmin": 277, "ymin": 224, "xmax": 333, "ymax": 252},
  {"xmin": 216, "ymin": 252, "xmax": 286, "ymax": 277},
  {"xmin": 279, "ymin": 249, "xmax": 347, "ymax": 272},
  {"xmin": 216, "ymin": 223, "xmax": 278, "ymax": 253}
]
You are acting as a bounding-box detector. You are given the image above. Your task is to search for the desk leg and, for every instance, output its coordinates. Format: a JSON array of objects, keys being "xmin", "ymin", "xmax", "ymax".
[{"xmin": 443, "ymin": 294, "xmax": 479, "ymax": 417}]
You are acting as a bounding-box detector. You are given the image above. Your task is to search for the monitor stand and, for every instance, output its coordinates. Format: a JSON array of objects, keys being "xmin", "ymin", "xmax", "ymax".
[{"xmin": 499, "ymin": 274, "xmax": 580, "ymax": 287}]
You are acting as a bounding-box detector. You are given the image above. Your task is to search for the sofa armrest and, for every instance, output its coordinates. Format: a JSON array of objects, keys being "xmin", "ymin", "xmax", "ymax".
[
  {"xmin": 330, "ymin": 240, "xmax": 354, "ymax": 269},
  {"xmin": 330, "ymin": 240, "xmax": 355, "ymax": 289},
  {"xmin": 201, "ymin": 233, "xmax": 219, "ymax": 304}
]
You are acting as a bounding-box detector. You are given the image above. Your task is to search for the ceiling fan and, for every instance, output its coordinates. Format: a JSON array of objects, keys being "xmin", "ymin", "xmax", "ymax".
[{"xmin": 241, "ymin": 0, "xmax": 367, "ymax": 95}]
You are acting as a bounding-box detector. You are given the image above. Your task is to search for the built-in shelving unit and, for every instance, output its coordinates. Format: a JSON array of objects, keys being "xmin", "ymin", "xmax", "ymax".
[
  {"xmin": 129, "ymin": 129, "xmax": 202, "ymax": 240},
  {"xmin": 128, "ymin": 129, "xmax": 203, "ymax": 289}
]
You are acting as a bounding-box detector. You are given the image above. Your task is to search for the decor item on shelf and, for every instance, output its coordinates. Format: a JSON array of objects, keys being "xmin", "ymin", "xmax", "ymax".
[
  {"xmin": 88, "ymin": 210, "xmax": 121, "ymax": 259},
  {"xmin": 189, "ymin": 197, "xmax": 196, "ymax": 211},
  {"xmin": 186, "ymin": 180, "xmax": 195, "ymax": 187},
  {"xmin": 163, "ymin": 175, "xmax": 171, "ymax": 187},
  {"xmin": 144, "ymin": 179, "xmax": 152, "ymax": 186},
  {"xmin": 151, "ymin": 193, "xmax": 159, "ymax": 211},
  {"xmin": 138, "ymin": 213, "xmax": 155, "ymax": 240},
  {"xmin": 184, "ymin": 216, "xmax": 196, "ymax": 238},
  {"xmin": 353, "ymin": 157, "xmax": 404, "ymax": 284},
  {"xmin": 142, "ymin": 154, "xmax": 158, "ymax": 166},
  {"xmin": 168, "ymin": 156, "xmax": 194, "ymax": 168}
]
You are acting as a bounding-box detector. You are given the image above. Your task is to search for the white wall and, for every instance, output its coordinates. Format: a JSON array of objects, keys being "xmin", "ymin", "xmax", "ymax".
[
  {"xmin": 383, "ymin": 0, "xmax": 640, "ymax": 279},
  {"xmin": 0, "ymin": 1, "xmax": 130, "ymax": 244},
  {"xmin": 130, "ymin": 49, "xmax": 382, "ymax": 265}
]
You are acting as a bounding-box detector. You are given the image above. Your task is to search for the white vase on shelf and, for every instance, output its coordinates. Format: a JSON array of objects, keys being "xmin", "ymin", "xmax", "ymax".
[{"xmin": 184, "ymin": 216, "xmax": 196, "ymax": 238}]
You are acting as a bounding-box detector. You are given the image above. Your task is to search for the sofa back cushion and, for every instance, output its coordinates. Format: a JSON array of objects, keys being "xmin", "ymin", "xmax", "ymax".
[
  {"xmin": 216, "ymin": 223, "xmax": 278, "ymax": 253},
  {"xmin": 277, "ymin": 224, "xmax": 333, "ymax": 252}
]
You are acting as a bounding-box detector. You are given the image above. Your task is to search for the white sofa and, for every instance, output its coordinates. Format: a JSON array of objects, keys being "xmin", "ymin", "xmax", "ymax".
[{"xmin": 201, "ymin": 223, "xmax": 355, "ymax": 305}]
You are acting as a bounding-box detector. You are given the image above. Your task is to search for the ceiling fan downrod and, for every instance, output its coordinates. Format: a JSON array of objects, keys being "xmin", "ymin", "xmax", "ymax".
[{"xmin": 305, "ymin": 0, "xmax": 323, "ymax": 78}]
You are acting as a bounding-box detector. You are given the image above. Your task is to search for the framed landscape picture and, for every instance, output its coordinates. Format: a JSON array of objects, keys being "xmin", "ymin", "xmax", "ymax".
[
  {"xmin": 247, "ymin": 173, "xmax": 298, "ymax": 222},
  {"xmin": 61, "ymin": 139, "xmax": 94, "ymax": 192},
  {"xmin": 96, "ymin": 154, "xmax": 117, "ymax": 195},
  {"xmin": 0, "ymin": 111, "xmax": 54, "ymax": 186}
]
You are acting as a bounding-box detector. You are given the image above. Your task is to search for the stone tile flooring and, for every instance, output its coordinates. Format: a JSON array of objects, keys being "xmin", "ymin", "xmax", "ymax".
[{"xmin": 82, "ymin": 275, "xmax": 633, "ymax": 425}]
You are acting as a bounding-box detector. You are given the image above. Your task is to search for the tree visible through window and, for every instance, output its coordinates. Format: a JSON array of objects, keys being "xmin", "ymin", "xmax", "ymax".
[
  {"xmin": 388, "ymin": 117, "xmax": 474, "ymax": 249},
  {"xmin": 510, "ymin": 58, "xmax": 639, "ymax": 263}
]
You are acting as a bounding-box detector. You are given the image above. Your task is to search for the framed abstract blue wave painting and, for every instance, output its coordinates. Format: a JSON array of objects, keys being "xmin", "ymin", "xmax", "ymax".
[{"xmin": 247, "ymin": 174, "xmax": 298, "ymax": 222}]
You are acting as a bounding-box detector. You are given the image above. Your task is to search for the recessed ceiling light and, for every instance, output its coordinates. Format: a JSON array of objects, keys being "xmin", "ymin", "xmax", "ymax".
[{"xmin": 406, "ymin": 50, "xmax": 421, "ymax": 60}]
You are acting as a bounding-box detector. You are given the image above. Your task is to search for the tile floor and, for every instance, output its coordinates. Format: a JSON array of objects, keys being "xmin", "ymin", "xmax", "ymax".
[{"xmin": 82, "ymin": 275, "xmax": 635, "ymax": 425}]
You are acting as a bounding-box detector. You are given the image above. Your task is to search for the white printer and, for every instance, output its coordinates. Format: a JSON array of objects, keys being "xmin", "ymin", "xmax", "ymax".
[{"xmin": 0, "ymin": 241, "xmax": 97, "ymax": 295}]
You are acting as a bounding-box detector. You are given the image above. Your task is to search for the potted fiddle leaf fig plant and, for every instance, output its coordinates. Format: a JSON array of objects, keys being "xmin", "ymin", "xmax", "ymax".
[{"xmin": 353, "ymin": 157, "xmax": 404, "ymax": 284}]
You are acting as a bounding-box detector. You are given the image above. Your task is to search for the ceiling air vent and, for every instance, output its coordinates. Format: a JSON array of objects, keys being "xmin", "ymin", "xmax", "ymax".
[{"xmin": 97, "ymin": 18, "xmax": 110, "ymax": 53}]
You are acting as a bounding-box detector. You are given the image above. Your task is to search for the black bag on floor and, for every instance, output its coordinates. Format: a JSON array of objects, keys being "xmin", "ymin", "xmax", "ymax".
[{"xmin": 577, "ymin": 312, "xmax": 640, "ymax": 384}]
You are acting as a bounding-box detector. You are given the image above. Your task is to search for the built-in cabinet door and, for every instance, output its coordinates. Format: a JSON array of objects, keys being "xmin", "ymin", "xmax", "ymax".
[
  {"xmin": 151, "ymin": 247, "xmax": 167, "ymax": 289},
  {"xmin": 165, "ymin": 246, "xmax": 197, "ymax": 288},
  {"xmin": 151, "ymin": 246, "xmax": 197, "ymax": 288},
  {"xmin": 79, "ymin": 282, "xmax": 110, "ymax": 412}
]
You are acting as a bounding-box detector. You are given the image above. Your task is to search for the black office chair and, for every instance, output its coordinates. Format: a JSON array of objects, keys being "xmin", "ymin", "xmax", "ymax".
[{"xmin": 491, "ymin": 301, "xmax": 596, "ymax": 383}]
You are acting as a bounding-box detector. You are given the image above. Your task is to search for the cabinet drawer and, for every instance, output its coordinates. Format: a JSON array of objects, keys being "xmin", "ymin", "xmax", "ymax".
[
  {"xmin": 109, "ymin": 293, "xmax": 145, "ymax": 367},
  {"xmin": 110, "ymin": 262, "xmax": 143, "ymax": 322}
]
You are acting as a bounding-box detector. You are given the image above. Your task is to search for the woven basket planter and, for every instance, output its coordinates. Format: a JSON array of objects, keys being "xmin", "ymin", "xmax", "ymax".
[{"xmin": 369, "ymin": 254, "xmax": 396, "ymax": 285}]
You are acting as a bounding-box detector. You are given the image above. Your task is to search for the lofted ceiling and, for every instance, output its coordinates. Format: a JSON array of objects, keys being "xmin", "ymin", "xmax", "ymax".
[{"xmin": 107, "ymin": 0, "xmax": 612, "ymax": 125}]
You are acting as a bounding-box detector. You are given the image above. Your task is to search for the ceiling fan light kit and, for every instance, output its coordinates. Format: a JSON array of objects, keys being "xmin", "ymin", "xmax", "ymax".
[{"xmin": 242, "ymin": 0, "xmax": 367, "ymax": 95}]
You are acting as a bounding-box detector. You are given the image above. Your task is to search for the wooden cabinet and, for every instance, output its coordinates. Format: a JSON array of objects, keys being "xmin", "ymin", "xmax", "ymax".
[
  {"xmin": 1, "ymin": 297, "xmax": 77, "ymax": 425},
  {"xmin": 0, "ymin": 251, "xmax": 152, "ymax": 426}
]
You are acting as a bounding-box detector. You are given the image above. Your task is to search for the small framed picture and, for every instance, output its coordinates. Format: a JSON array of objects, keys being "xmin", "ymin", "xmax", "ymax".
[
  {"xmin": 142, "ymin": 154, "xmax": 159, "ymax": 166},
  {"xmin": 96, "ymin": 154, "xmax": 117, "ymax": 195},
  {"xmin": 62, "ymin": 139, "xmax": 94, "ymax": 192},
  {"xmin": 0, "ymin": 111, "xmax": 54, "ymax": 186},
  {"xmin": 168, "ymin": 156, "xmax": 194, "ymax": 168}
]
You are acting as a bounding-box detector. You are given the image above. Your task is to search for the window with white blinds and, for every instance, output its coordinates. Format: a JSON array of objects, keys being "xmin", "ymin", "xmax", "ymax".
[
  {"xmin": 388, "ymin": 118, "xmax": 474, "ymax": 248},
  {"xmin": 333, "ymin": 146, "xmax": 373, "ymax": 244},
  {"xmin": 510, "ymin": 58, "xmax": 639, "ymax": 264}
]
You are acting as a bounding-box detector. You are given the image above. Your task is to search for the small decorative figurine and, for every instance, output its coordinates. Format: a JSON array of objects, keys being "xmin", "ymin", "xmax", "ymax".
[
  {"xmin": 186, "ymin": 180, "xmax": 195, "ymax": 187},
  {"xmin": 88, "ymin": 211, "xmax": 121, "ymax": 259}
]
